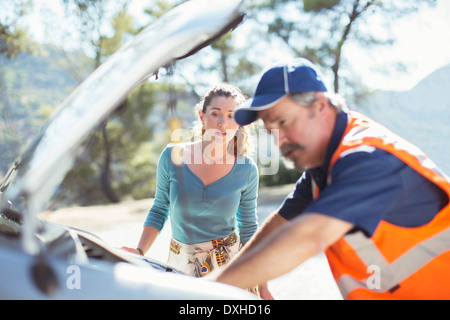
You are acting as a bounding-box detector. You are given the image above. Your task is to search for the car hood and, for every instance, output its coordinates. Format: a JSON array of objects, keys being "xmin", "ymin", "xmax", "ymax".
[{"xmin": 0, "ymin": 0, "xmax": 244, "ymax": 239}]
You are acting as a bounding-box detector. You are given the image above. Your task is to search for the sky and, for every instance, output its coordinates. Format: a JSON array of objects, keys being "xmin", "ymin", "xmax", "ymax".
[
  {"xmin": 345, "ymin": 0, "xmax": 450, "ymax": 91},
  {"xmin": 25, "ymin": 0, "xmax": 450, "ymax": 92}
]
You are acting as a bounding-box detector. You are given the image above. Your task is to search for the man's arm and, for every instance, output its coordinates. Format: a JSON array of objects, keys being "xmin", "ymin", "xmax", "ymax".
[
  {"xmin": 241, "ymin": 211, "xmax": 288, "ymax": 254},
  {"xmin": 215, "ymin": 213, "xmax": 353, "ymax": 290},
  {"xmin": 232, "ymin": 210, "xmax": 287, "ymax": 300}
]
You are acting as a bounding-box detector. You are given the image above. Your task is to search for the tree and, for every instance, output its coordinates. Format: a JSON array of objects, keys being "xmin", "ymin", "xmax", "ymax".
[
  {"xmin": 249, "ymin": 0, "xmax": 437, "ymax": 94},
  {"xmin": 53, "ymin": 0, "xmax": 193, "ymax": 206},
  {"xmin": 58, "ymin": 1, "xmax": 140, "ymax": 203},
  {"xmin": 0, "ymin": 0, "xmax": 41, "ymax": 179},
  {"xmin": 52, "ymin": 81, "xmax": 161, "ymax": 207},
  {"xmin": 0, "ymin": 0, "xmax": 38, "ymax": 58}
]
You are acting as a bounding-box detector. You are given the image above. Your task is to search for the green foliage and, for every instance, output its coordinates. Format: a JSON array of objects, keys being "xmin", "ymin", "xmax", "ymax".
[
  {"xmin": 0, "ymin": 25, "xmax": 37, "ymax": 58},
  {"xmin": 0, "ymin": 0, "xmax": 38, "ymax": 59},
  {"xmin": 0, "ymin": 45, "xmax": 91, "ymax": 175},
  {"xmin": 143, "ymin": 0, "xmax": 178, "ymax": 19},
  {"xmin": 52, "ymin": 1, "xmax": 151, "ymax": 204},
  {"xmin": 303, "ymin": 0, "xmax": 341, "ymax": 12},
  {"xmin": 259, "ymin": 162, "xmax": 300, "ymax": 187},
  {"xmin": 52, "ymin": 80, "xmax": 162, "ymax": 206},
  {"xmin": 231, "ymin": 57, "xmax": 263, "ymax": 84},
  {"xmin": 100, "ymin": 6, "xmax": 138, "ymax": 58},
  {"xmin": 119, "ymin": 141, "xmax": 158, "ymax": 200}
]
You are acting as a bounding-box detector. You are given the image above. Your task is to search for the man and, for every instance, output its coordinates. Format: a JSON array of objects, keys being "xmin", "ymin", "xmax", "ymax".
[{"xmin": 213, "ymin": 58, "xmax": 450, "ymax": 299}]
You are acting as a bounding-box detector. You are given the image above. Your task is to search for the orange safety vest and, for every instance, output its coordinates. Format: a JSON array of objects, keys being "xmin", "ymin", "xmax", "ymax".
[{"xmin": 321, "ymin": 111, "xmax": 450, "ymax": 299}]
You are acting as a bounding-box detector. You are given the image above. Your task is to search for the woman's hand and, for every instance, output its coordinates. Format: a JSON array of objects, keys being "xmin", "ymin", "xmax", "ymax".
[
  {"xmin": 258, "ymin": 283, "xmax": 275, "ymax": 300},
  {"xmin": 120, "ymin": 246, "xmax": 141, "ymax": 255}
]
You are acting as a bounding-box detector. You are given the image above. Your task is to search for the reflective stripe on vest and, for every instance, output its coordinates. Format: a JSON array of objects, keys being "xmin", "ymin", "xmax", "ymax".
[{"xmin": 338, "ymin": 228, "xmax": 450, "ymax": 297}]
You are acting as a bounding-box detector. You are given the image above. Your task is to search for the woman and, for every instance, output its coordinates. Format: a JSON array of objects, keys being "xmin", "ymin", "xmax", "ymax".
[{"xmin": 122, "ymin": 83, "xmax": 259, "ymax": 293}]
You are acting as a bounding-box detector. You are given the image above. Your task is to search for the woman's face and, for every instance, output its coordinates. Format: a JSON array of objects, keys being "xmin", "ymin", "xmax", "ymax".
[{"xmin": 199, "ymin": 96, "xmax": 240, "ymax": 145}]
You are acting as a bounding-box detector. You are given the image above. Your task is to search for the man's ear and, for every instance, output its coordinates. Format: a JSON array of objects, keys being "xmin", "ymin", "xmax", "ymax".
[{"xmin": 315, "ymin": 93, "xmax": 328, "ymax": 113}]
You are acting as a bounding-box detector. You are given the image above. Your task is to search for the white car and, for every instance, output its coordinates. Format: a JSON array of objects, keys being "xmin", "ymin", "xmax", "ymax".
[{"xmin": 0, "ymin": 0, "xmax": 257, "ymax": 300}]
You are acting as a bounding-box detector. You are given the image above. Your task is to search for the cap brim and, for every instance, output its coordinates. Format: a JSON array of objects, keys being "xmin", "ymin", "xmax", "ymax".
[
  {"xmin": 233, "ymin": 94, "xmax": 287, "ymax": 126},
  {"xmin": 234, "ymin": 100, "xmax": 258, "ymax": 126}
]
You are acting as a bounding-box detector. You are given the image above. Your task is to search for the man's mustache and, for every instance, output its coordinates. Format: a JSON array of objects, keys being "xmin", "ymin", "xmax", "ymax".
[{"xmin": 280, "ymin": 143, "xmax": 305, "ymax": 158}]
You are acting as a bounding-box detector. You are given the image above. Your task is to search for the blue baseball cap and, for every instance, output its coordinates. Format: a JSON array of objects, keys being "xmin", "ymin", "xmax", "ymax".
[{"xmin": 234, "ymin": 58, "xmax": 329, "ymax": 125}]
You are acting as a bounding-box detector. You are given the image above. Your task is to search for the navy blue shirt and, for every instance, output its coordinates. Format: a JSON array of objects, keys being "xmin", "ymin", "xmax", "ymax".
[{"xmin": 278, "ymin": 112, "xmax": 448, "ymax": 237}]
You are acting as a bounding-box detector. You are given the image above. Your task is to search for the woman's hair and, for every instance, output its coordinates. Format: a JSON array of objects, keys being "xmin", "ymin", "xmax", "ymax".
[
  {"xmin": 198, "ymin": 83, "xmax": 247, "ymax": 114},
  {"xmin": 195, "ymin": 83, "xmax": 250, "ymax": 157}
]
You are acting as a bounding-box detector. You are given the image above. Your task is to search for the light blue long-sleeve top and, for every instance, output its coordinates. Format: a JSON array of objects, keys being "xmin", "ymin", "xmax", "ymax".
[{"xmin": 144, "ymin": 144, "xmax": 259, "ymax": 244}]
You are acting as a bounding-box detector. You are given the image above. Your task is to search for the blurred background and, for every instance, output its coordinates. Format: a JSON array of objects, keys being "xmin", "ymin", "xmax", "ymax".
[{"xmin": 1, "ymin": 0, "xmax": 449, "ymax": 210}]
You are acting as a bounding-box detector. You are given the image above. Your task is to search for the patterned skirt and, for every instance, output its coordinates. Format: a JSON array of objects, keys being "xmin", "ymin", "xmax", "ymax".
[{"xmin": 167, "ymin": 232, "xmax": 258, "ymax": 296}]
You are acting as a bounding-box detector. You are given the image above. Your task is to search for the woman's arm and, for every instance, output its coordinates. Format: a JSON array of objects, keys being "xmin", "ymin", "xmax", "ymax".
[
  {"xmin": 122, "ymin": 147, "xmax": 172, "ymax": 255},
  {"xmin": 122, "ymin": 225, "xmax": 159, "ymax": 255},
  {"xmin": 236, "ymin": 161, "xmax": 259, "ymax": 244}
]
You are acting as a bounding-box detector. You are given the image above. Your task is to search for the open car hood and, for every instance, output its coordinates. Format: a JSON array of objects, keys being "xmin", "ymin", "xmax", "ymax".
[
  {"xmin": 0, "ymin": 0, "xmax": 244, "ymax": 254},
  {"xmin": 0, "ymin": 0, "xmax": 258, "ymax": 300}
]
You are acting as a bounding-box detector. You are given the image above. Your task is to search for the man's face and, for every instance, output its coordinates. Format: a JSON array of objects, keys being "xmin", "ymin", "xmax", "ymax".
[{"xmin": 259, "ymin": 95, "xmax": 334, "ymax": 171}]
